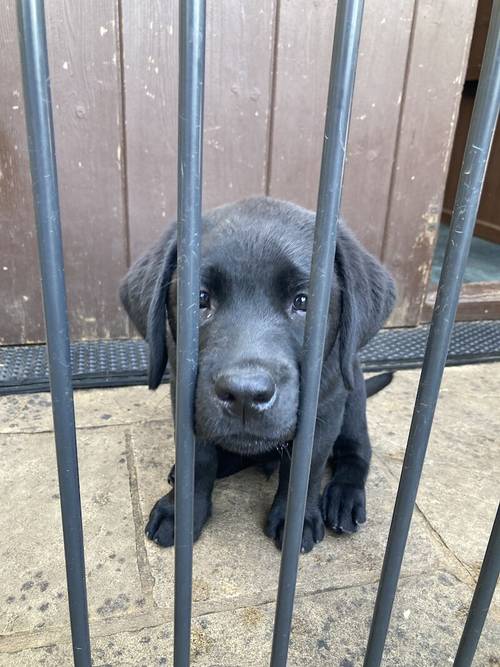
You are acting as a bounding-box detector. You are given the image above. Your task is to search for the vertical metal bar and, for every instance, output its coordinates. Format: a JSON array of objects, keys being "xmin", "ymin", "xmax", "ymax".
[
  {"xmin": 16, "ymin": 1, "xmax": 91, "ymax": 665},
  {"xmin": 364, "ymin": 3, "xmax": 500, "ymax": 665},
  {"xmin": 454, "ymin": 504, "xmax": 500, "ymax": 667},
  {"xmin": 270, "ymin": 3, "xmax": 365, "ymax": 665},
  {"xmin": 174, "ymin": 0, "xmax": 205, "ymax": 665}
]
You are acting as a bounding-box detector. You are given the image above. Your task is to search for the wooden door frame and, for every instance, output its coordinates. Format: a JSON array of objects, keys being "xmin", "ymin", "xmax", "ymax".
[
  {"xmin": 421, "ymin": 0, "xmax": 500, "ymax": 325},
  {"xmin": 422, "ymin": 283, "xmax": 500, "ymax": 322},
  {"xmin": 381, "ymin": 0, "xmax": 479, "ymax": 327}
]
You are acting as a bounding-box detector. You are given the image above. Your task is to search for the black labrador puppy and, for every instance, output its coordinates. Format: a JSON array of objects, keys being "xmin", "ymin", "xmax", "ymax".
[{"xmin": 120, "ymin": 197, "xmax": 395, "ymax": 553}]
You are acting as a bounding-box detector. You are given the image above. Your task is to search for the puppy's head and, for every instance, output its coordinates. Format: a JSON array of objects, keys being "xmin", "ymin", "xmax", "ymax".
[{"xmin": 120, "ymin": 197, "xmax": 395, "ymax": 455}]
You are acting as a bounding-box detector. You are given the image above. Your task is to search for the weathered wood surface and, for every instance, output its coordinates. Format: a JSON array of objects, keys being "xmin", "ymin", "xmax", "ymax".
[
  {"xmin": 382, "ymin": 0, "xmax": 479, "ymax": 326},
  {"xmin": 122, "ymin": 0, "xmax": 277, "ymax": 260},
  {"xmin": 268, "ymin": 0, "xmax": 414, "ymax": 257},
  {"xmin": 0, "ymin": 2, "xmax": 42, "ymax": 344},
  {"xmin": 1, "ymin": 0, "xmax": 129, "ymax": 343},
  {"xmin": 0, "ymin": 0, "xmax": 483, "ymax": 342}
]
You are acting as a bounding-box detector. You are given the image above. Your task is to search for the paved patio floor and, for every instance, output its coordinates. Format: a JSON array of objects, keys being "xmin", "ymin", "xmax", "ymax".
[{"xmin": 0, "ymin": 363, "xmax": 499, "ymax": 666}]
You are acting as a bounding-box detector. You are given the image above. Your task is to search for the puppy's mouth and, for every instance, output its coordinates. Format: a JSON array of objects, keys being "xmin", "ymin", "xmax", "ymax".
[{"xmin": 211, "ymin": 430, "xmax": 295, "ymax": 456}]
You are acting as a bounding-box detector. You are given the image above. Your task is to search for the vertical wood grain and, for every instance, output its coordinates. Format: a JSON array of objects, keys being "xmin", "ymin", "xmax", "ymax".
[
  {"xmin": 268, "ymin": 0, "xmax": 415, "ymax": 256},
  {"xmin": 443, "ymin": 86, "xmax": 500, "ymax": 244},
  {"xmin": 45, "ymin": 0, "xmax": 129, "ymax": 339},
  {"xmin": 1, "ymin": 0, "xmax": 482, "ymax": 342},
  {"xmin": 0, "ymin": 0, "xmax": 129, "ymax": 343},
  {"xmin": 122, "ymin": 0, "xmax": 277, "ymax": 260},
  {"xmin": 382, "ymin": 0, "xmax": 478, "ymax": 326},
  {"xmin": 0, "ymin": 1, "xmax": 43, "ymax": 344}
]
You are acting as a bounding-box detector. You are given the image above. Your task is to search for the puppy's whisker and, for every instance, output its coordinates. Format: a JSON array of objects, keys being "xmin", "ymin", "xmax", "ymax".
[{"xmin": 297, "ymin": 406, "xmax": 328, "ymax": 428}]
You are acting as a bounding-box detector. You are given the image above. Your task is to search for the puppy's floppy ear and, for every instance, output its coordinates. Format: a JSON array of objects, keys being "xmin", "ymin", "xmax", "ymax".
[
  {"xmin": 334, "ymin": 225, "xmax": 396, "ymax": 390},
  {"xmin": 119, "ymin": 225, "xmax": 177, "ymax": 390}
]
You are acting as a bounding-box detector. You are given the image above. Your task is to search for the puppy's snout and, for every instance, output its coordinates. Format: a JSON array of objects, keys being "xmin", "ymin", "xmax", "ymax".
[{"xmin": 214, "ymin": 368, "xmax": 276, "ymax": 418}]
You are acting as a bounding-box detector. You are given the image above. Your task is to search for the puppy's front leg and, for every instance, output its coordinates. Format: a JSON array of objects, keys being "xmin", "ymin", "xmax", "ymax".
[
  {"xmin": 265, "ymin": 432, "xmax": 339, "ymax": 554},
  {"xmin": 145, "ymin": 440, "xmax": 218, "ymax": 547},
  {"xmin": 322, "ymin": 362, "xmax": 371, "ymax": 534}
]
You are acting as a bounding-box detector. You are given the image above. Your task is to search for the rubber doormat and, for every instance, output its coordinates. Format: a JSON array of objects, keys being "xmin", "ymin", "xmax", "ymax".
[{"xmin": 1, "ymin": 320, "xmax": 500, "ymax": 395}]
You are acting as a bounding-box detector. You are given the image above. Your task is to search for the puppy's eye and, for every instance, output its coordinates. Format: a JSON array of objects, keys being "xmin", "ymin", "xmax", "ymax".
[
  {"xmin": 292, "ymin": 293, "xmax": 308, "ymax": 312},
  {"xmin": 199, "ymin": 290, "xmax": 211, "ymax": 309}
]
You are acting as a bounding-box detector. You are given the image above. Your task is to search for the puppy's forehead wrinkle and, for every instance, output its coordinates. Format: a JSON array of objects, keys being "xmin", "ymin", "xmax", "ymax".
[
  {"xmin": 203, "ymin": 199, "xmax": 313, "ymax": 250},
  {"xmin": 205, "ymin": 195, "xmax": 315, "ymax": 230},
  {"xmin": 200, "ymin": 223, "xmax": 312, "ymax": 295}
]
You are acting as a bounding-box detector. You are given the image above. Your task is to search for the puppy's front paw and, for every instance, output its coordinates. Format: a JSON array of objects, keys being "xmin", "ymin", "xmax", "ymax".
[
  {"xmin": 145, "ymin": 490, "xmax": 211, "ymax": 547},
  {"xmin": 321, "ymin": 481, "xmax": 366, "ymax": 534},
  {"xmin": 145, "ymin": 492, "xmax": 175, "ymax": 547},
  {"xmin": 265, "ymin": 497, "xmax": 325, "ymax": 554}
]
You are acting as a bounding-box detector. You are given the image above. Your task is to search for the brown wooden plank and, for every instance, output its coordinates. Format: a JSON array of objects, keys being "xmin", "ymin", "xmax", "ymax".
[
  {"xmin": 423, "ymin": 283, "xmax": 500, "ymax": 322},
  {"xmin": 442, "ymin": 210, "xmax": 500, "ymax": 246},
  {"xmin": 466, "ymin": 0, "xmax": 492, "ymax": 81},
  {"xmin": 0, "ymin": 1, "xmax": 129, "ymax": 344},
  {"xmin": 443, "ymin": 85, "xmax": 500, "ymax": 244},
  {"xmin": 0, "ymin": 2, "xmax": 43, "ymax": 344},
  {"xmin": 382, "ymin": 0, "xmax": 479, "ymax": 326},
  {"xmin": 123, "ymin": 1, "xmax": 277, "ymax": 261},
  {"xmin": 475, "ymin": 218, "xmax": 500, "ymax": 245},
  {"xmin": 268, "ymin": 0, "xmax": 415, "ymax": 256},
  {"xmin": 45, "ymin": 0, "xmax": 129, "ymax": 340}
]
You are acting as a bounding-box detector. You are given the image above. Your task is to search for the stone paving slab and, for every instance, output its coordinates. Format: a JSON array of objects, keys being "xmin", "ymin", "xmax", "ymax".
[
  {"xmin": 0, "ymin": 363, "xmax": 499, "ymax": 666},
  {"xmin": 367, "ymin": 365, "xmax": 500, "ymax": 582},
  {"xmin": 367, "ymin": 364, "xmax": 500, "ymax": 476},
  {"xmin": 0, "ymin": 385, "xmax": 170, "ymax": 434},
  {"xmin": 131, "ymin": 422, "xmax": 451, "ymax": 613},
  {"xmin": 1, "ymin": 573, "xmax": 498, "ymax": 666},
  {"xmin": 0, "ymin": 426, "xmax": 146, "ymax": 637}
]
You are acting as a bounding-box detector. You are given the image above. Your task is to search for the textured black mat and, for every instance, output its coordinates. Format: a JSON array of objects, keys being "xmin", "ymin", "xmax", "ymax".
[{"xmin": 1, "ymin": 320, "xmax": 500, "ymax": 395}]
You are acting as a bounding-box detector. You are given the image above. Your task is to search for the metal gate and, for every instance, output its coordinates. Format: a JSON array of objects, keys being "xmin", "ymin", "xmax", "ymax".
[{"xmin": 16, "ymin": 0, "xmax": 500, "ymax": 665}]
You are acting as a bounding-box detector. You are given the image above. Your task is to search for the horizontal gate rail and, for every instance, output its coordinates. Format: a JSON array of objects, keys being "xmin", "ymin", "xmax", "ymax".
[
  {"xmin": 174, "ymin": 0, "xmax": 206, "ymax": 666},
  {"xmin": 270, "ymin": 2, "xmax": 365, "ymax": 665},
  {"xmin": 364, "ymin": 2, "xmax": 500, "ymax": 665},
  {"xmin": 16, "ymin": 1, "xmax": 92, "ymax": 665}
]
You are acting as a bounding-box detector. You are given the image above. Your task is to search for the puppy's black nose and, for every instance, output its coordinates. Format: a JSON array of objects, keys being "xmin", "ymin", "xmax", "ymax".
[{"xmin": 214, "ymin": 369, "xmax": 276, "ymax": 418}]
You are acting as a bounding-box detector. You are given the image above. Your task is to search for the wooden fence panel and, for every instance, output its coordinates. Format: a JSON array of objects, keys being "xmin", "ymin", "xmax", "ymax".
[
  {"xmin": 0, "ymin": 0, "xmax": 129, "ymax": 343},
  {"xmin": 267, "ymin": 0, "xmax": 414, "ymax": 257},
  {"xmin": 0, "ymin": 0, "xmax": 480, "ymax": 340},
  {"xmin": 45, "ymin": 0, "xmax": 129, "ymax": 339},
  {"xmin": 122, "ymin": 0, "xmax": 277, "ymax": 261},
  {"xmin": 0, "ymin": 2, "xmax": 43, "ymax": 344},
  {"xmin": 382, "ymin": 0, "xmax": 478, "ymax": 326}
]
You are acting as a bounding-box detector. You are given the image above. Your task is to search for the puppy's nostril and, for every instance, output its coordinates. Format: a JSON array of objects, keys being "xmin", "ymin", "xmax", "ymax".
[
  {"xmin": 214, "ymin": 378, "xmax": 237, "ymax": 404},
  {"xmin": 254, "ymin": 390, "xmax": 273, "ymax": 404},
  {"xmin": 216, "ymin": 389, "xmax": 235, "ymax": 403}
]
